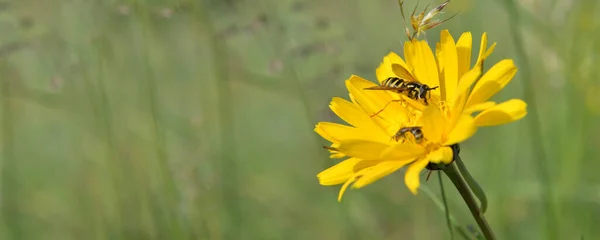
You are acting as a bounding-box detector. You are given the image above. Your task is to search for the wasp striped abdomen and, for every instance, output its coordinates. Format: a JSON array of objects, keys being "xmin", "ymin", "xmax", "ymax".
[
  {"xmin": 364, "ymin": 77, "xmax": 409, "ymax": 92},
  {"xmin": 364, "ymin": 77, "xmax": 439, "ymax": 118},
  {"xmin": 382, "ymin": 77, "xmax": 408, "ymax": 91},
  {"xmin": 392, "ymin": 126, "xmax": 424, "ymax": 143},
  {"xmin": 364, "ymin": 77, "xmax": 438, "ymax": 104}
]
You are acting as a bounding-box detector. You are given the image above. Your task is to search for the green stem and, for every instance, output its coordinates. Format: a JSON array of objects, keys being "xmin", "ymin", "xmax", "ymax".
[
  {"xmin": 438, "ymin": 171, "xmax": 455, "ymax": 240},
  {"xmin": 444, "ymin": 161, "xmax": 496, "ymax": 240},
  {"xmin": 455, "ymin": 155, "xmax": 488, "ymax": 213},
  {"xmin": 420, "ymin": 185, "xmax": 477, "ymax": 240}
]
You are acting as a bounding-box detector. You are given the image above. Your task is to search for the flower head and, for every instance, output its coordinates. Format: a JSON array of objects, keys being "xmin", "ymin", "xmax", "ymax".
[{"xmin": 316, "ymin": 30, "xmax": 527, "ymax": 201}]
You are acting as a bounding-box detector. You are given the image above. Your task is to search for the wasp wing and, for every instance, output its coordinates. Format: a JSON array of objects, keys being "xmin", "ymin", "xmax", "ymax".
[
  {"xmin": 363, "ymin": 86, "xmax": 399, "ymax": 91},
  {"xmin": 391, "ymin": 63, "xmax": 419, "ymax": 83}
]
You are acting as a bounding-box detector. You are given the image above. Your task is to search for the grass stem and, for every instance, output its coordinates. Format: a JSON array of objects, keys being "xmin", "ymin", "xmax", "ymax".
[{"xmin": 444, "ymin": 160, "xmax": 496, "ymax": 240}]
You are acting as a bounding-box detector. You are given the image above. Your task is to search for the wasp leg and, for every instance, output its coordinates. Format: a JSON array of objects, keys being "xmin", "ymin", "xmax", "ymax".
[{"xmin": 370, "ymin": 99, "xmax": 404, "ymax": 118}]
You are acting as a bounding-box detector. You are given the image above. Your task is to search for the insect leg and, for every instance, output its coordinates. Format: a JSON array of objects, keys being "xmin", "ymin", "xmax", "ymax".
[{"xmin": 370, "ymin": 99, "xmax": 403, "ymax": 118}]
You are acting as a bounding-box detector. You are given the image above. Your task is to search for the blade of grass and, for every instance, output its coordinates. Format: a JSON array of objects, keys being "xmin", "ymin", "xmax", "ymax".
[
  {"xmin": 444, "ymin": 156, "xmax": 496, "ymax": 240},
  {"xmin": 456, "ymin": 155, "xmax": 487, "ymax": 213},
  {"xmin": 420, "ymin": 184, "xmax": 477, "ymax": 240},
  {"xmin": 194, "ymin": 1, "xmax": 243, "ymax": 238},
  {"xmin": 439, "ymin": 171, "xmax": 455, "ymax": 240},
  {"xmin": 0, "ymin": 60, "xmax": 22, "ymax": 240},
  {"xmin": 135, "ymin": 2, "xmax": 185, "ymax": 238},
  {"xmin": 249, "ymin": 0, "xmax": 358, "ymax": 237},
  {"xmin": 501, "ymin": 0, "xmax": 559, "ymax": 239}
]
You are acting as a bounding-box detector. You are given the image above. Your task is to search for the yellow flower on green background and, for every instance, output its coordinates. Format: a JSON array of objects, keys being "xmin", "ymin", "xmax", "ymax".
[{"xmin": 316, "ymin": 30, "xmax": 528, "ymax": 201}]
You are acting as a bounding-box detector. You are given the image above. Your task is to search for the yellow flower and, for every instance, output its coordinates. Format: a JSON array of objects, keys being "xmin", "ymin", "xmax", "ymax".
[
  {"xmin": 316, "ymin": 75, "xmax": 426, "ymax": 201},
  {"xmin": 316, "ymin": 30, "xmax": 528, "ymax": 201},
  {"xmin": 381, "ymin": 30, "xmax": 527, "ymax": 126}
]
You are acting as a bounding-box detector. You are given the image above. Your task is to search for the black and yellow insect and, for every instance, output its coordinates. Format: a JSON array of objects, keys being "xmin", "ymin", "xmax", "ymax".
[
  {"xmin": 364, "ymin": 77, "xmax": 439, "ymax": 105},
  {"xmin": 392, "ymin": 126, "xmax": 424, "ymax": 143},
  {"xmin": 364, "ymin": 77, "xmax": 439, "ymax": 117}
]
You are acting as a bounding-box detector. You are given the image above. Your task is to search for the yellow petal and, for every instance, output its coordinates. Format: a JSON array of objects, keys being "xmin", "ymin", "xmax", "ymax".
[
  {"xmin": 455, "ymin": 62, "xmax": 483, "ymax": 105},
  {"xmin": 483, "ymin": 43, "xmax": 497, "ymax": 61},
  {"xmin": 337, "ymin": 174, "xmax": 358, "ymax": 202},
  {"xmin": 314, "ymin": 122, "xmax": 344, "ymax": 143},
  {"xmin": 446, "ymin": 114, "xmax": 477, "ymax": 145},
  {"xmin": 315, "ymin": 122, "xmax": 387, "ymax": 144},
  {"xmin": 404, "ymin": 40, "xmax": 440, "ymax": 88},
  {"xmin": 464, "ymin": 101, "xmax": 496, "ymax": 114},
  {"xmin": 421, "ymin": 106, "xmax": 447, "ymax": 143},
  {"xmin": 475, "ymin": 33, "xmax": 496, "ymax": 64},
  {"xmin": 476, "ymin": 32, "xmax": 488, "ymax": 65},
  {"xmin": 456, "ymin": 32, "xmax": 472, "ymax": 80},
  {"xmin": 326, "ymin": 143, "xmax": 345, "ymax": 159},
  {"xmin": 339, "ymin": 167, "xmax": 374, "ymax": 202},
  {"xmin": 426, "ymin": 146, "xmax": 453, "ymax": 164},
  {"xmin": 449, "ymin": 90, "xmax": 468, "ymax": 132},
  {"xmin": 317, "ymin": 158, "xmax": 361, "ymax": 185},
  {"xmin": 346, "ymin": 75, "xmax": 408, "ymax": 122},
  {"xmin": 404, "ymin": 158, "xmax": 429, "ymax": 194},
  {"xmin": 337, "ymin": 140, "xmax": 390, "ymax": 160},
  {"xmin": 381, "ymin": 143, "xmax": 426, "ymax": 160},
  {"xmin": 451, "ymin": 66, "xmax": 483, "ymax": 125},
  {"xmin": 329, "ymin": 97, "xmax": 365, "ymax": 127},
  {"xmin": 465, "ymin": 60, "xmax": 518, "ymax": 109},
  {"xmin": 329, "ymin": 97, "xmax": 390, "ymax": 139},
  {"xmin": 474, "ymin": 99, "xmax": 528, "ymax": 126},
  {"xmin": 352, "ymin": 160, "xmax": 412, "ymax": 188},
  {"xmin": 376, "ymin": 52, "xmax": 414, "ymax": 83},
  {"xmin": 437, "ymin": 29, "xmax": 458, "ymax": 101}
]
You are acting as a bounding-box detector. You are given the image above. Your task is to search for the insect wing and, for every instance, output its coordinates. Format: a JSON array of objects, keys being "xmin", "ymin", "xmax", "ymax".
[{"xmin": 363, "ymin": 85, "xmax": 399, "ymax": 91}]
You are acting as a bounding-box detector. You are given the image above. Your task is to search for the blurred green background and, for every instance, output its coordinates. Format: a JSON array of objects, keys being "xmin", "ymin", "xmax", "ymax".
[{"xmin": 0, "ymin": 0, "xmax": 599, "ymax": 239}]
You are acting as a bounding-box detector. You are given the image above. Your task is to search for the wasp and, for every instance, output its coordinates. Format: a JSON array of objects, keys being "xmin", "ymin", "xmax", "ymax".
[
  {"xmin": 366, "ymin": 77, "xmax": 410, "ymax": 93},
  {"xmin": 365, "ymin": 77, "xmax": 438, "ymax": 104},
  {"xmin": 392, "ymin": 126, "xmax": 436, "ymax": 181},
  {"xmin": 392, "ymin": 126, "xmax": 424, "ymax": 143},
  {"xmin": 364, "ymin": 77, "xmax": 439, "ymax": 117}
]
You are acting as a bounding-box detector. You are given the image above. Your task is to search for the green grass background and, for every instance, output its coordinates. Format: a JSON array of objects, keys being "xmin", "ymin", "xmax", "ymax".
[{"xmin": 0, "ymin": 0, "xmax": 599, "ymax": 239}]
